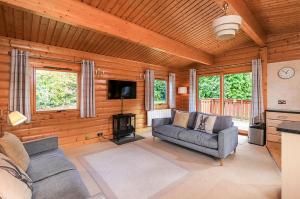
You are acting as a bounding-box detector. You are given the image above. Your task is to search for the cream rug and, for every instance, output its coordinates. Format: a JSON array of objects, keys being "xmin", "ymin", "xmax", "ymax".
[
  {"xmin": 82, "ymin": 144, "xmax": 188, "ymax": 199},
  {"xmin": 67, "ymin": 134, "xmax": 281, "ymax": 199}
]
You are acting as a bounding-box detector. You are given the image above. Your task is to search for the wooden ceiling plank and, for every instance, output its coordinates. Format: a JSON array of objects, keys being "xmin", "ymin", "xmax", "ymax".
[
  {"xmin": 78, "ymin": 30, "xmax": 95, "ymax": 51},
  {"xmin": 74, "ymin": 29, "xmax": 89, "ymax": 50},
  {"xmin": 0, "ymin": 6, "xmax": 7, "ymax": 36},
  {"xmin": 136, "ymin": 0, "xmax": 174, "ymax": 27},
  {"xmin": 30, "ymin": 14, "xmax": 40, "ymax": 42},
  {"xmin": 62, "ymin": 26, "xmax": 77, "ymax": 47},
  {"xmin": 1, "ymin": 0, "xmax": 213, "ymax": 65},
  {"xmin": 23, "ymin": 12, "xmax": 32, "ymax": 41},
  {"xmin": 159, "ymin": 0, "xmax": 210, "ymax": 34},
  {"xmin": 84, "ymin": 32, "xmax": 99, "ymax": 52},
  {"xmin": 13, "ymin": 9, "xmax": 24, "ymax": 39},
  {"xmin": 153, "ymin": 0, "xmax": 199, "ymax": 34},
  {"xmin": 37, "ymin": 17, "xmax": 49, "ymax": 43},
  {"xmin": 49, "ymin": 21, "xmax": 64, "ymax": 46},
  {"xmin": 3, "ymin": 6, "xmax": 15, "ymax": 38},
  {"xmin": 131, "ymin": 0, "xmax": 160, "ymax": 24},
  {"xmin": 44, "ymin": 20, "xmax": 56, "ymax": 45},
  {"xmin": 146, "ymin": 0, "xmax": 187, "ymax": 30},
  {"xmin": 215, "ymin": 0, "xmax": 267, "ymax": 47},
  {"xmin": 56, "ymin": 24, "xmax": 71, "ymax": 47},
  {"xmin": 162, "ymin": 2, "xmax": 218, "ymax": 40}
]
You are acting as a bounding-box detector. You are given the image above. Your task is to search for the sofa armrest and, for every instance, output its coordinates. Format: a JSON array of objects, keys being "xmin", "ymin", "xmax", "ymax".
[
  {"xmin": 218, "ymin": 126, "xmax": 238, "ymax": 159},
  {"xmin": 152, "ymin": 118, "xmax": 171, "ymax": 129},
  {"xmin": 23, "ymin": 136, "xmax": 58, "ymax": 156}
]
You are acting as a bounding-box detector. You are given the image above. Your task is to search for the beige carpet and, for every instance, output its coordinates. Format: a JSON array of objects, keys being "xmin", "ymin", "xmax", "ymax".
[
  {"xmin": 82, "ymin": 144, "xmax": 188, "ymax": 199},
  {"xmin": 64, "ymin": 134, "xmax": 281, "ymax": 199}
]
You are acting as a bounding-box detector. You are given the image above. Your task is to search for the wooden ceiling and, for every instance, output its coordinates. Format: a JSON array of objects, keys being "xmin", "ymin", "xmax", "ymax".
[
  {"xmin": 244, "ymin": 0, "xmax": 300, "ymax": 34},
  {"xmin": 79, "ymin": 0, "xmax": 251, "ymax": 55},
  {"xmin": 0, "ymin": 0, "xmax": 299, "ymax": 68},
  {"xmin": 0, "ymin": 4, "xmax": 195, "ymax": 67}
]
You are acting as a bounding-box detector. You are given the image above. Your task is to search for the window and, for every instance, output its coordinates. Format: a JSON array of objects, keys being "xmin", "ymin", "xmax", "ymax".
[
  {"xmin": 154, "ymin": 79, "xmax": 167, "ymax": 104},
  {"xmin": 198, "ymin": 75, "xmax": 221, "ymax": 114},
  {"xmin": 35, "ymin": 69, "xmax": 78, "ymax": 112}
]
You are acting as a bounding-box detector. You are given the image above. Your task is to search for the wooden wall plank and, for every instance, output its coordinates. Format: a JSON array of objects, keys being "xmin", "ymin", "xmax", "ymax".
[{"xmin": 0, "ymin": 36, "xmax": 182, "ymax": 148}]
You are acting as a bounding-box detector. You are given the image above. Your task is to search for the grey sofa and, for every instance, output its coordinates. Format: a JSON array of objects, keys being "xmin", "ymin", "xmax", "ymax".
[
  {"xmin": 152, "ymin": 112, "xmax": 238, "ymax": 165},
  {"xmin": 23, "ymin": 136, "xmax": 90, "ymax": 199}
]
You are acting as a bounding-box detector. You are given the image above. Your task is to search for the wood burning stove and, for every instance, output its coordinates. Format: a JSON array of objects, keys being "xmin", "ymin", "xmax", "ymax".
[{"xmin": 112, "ymin": 113, "xmax": 136, "ymax": 141}]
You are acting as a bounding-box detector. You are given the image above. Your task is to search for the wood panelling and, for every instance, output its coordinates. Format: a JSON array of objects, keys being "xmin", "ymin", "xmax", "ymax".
[
  {"xmin": 268, "ymin": 32, "xmax": 300, "ymax": 63},
  {"xmin": 1, "ymin": 0, "xmax": 213, "ymax": 65},
  {"xmin": 245, "ymin": 0, "xmax": 300, "ymax": 34},
  {"xmin": 0, "ymin": 4, "xmax": 194, "ymax": 68},
  {"xmin": 0, "ymin": 36, "xmax": 181, "ymax": 148},
  {"xmin": 81, "ymin": 0, "xmax": 251, "ymax": 55}
]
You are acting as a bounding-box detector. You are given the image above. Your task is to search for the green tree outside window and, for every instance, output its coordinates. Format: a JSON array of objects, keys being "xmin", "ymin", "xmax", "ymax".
[
  {"xmin": 199, "ymin": 75, "xmax": 220, "ymax": 99},
  {"xmin": 35, "ymin": 69, "xmax": 78, "ymax": 111},
  {"xmin": 154, "ymin": 79, "xmax": 167, "ymax": 104}
]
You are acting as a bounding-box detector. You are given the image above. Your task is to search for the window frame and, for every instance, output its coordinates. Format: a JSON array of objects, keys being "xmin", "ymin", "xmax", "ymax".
[
  {"xmin": 33, "ymin": 67, "xmax": 80, "ymax": 113},
  {"xmin": 154, "ymin": 78, "xmax": 168, "ymax": 106}
]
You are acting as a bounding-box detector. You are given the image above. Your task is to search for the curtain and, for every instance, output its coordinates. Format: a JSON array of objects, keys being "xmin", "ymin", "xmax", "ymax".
[
  {"xmin": 169, "ymin": 73, "xmax": 176, "ymax": 109},
  {"xmin": 80, "ymin": 60, "xmax": 96, "ymax": 118},
  {"xmin": 9, "ymin": 49, "xmax": 31, "ymax": 122},
  {"xmin": 251, "ymin": 59, "xmax": 264, "ymax": 124},
  {"xmin": 145, "ymin": 69, "xmax": 154, "ymax": 111},
  {"xmin": 189, "ymin": 69, "xmax": 197, "ymax": 112}
]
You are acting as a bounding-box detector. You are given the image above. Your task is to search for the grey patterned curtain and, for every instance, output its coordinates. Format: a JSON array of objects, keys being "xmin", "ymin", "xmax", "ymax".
[
  {"xmin": 9, "ymin": 49, "xmax": 31, "ymax": 122},
  {"xmin": 189, "ymin": 69, "xmax": 197, "ymax": 112},
  {"xmin": 251, "ymin": 59, "xmax": 264, "ymax": 124},
  {"xmin": 169, "ymin": 73, "xmax": 176, "ymax": 109},
  {"xmin": 80, "ymin": 60, "xmax": 96, "ymax": 118},
  {"xmin": 145, "ymin": 69, "xmax": 154, "ymax": 111}
]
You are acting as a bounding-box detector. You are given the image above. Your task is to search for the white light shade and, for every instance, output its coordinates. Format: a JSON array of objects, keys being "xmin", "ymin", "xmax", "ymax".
[
  {"xmin": 212, "ymin": 15, "xmax": 242, "ymax": 40},
  {"xmin": 8, "ymin": 111, "xmax": 27, "ymax": 126},
  {"xmin": 178, "ymin": 87, "xmax": 187, "ymax": 94}
]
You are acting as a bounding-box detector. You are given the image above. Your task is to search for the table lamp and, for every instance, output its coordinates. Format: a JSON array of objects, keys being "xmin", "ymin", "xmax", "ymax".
[{"xmin": 0, "ymin": 111, "xmax": 27, "ymax": 137}]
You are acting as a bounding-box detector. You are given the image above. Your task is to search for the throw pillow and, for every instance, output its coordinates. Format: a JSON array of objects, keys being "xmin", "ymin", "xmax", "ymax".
[
  {"xmin": 194, "ymin": 114, "xmax": 217, "ymax": 134},
  {"xmin": 0, "ymin": 132, "xmax": 30, "ymax": 171},
  {"xmin": 0, "ymin": 153, "xmax": 32, "ymax": 199},
  {"xmin": 172, "ymin": 111, "xmax": 190, "ymax": 128}
]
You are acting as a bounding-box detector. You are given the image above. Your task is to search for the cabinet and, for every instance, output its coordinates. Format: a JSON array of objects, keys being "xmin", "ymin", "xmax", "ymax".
[{"xmin": 266, "ymin": 109, "xmax": 300, "ymax": 169}]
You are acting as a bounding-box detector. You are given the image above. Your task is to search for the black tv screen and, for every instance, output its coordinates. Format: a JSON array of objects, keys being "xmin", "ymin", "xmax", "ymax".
[{"xmin": 108, "ymin": 80, "xmax": 136, "ymax": 99}]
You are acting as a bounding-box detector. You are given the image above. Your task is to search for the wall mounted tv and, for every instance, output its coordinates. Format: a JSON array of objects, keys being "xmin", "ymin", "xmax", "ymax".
[{"xmin": 108, "ymin": 80, "xmax": 137, "ymax": 99}]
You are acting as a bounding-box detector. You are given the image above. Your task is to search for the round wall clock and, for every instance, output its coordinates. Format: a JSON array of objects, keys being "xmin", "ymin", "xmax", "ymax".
[{"xmin": 278, "ymin": 67, "xmax": 295, "ymax": 79}]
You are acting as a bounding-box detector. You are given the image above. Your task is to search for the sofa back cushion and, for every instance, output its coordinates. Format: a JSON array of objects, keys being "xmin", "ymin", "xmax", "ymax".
[
  {"xmin": 196, "ymin": 112, "xmax": 233, "ymax": 133},
  {"xmin": 0, "ymin": 153, "xmax": 32, "ymax": 199},
  {"xmin": 171, "ymin": 110, "xmax": 197, "ymax": 129},
  {"xmin": 0, "ymin": 132, "xmax": 30, "ymax": 171},
  {"xmin": 172, "ymin": 111, "xmax": 190, "ymax": 128},
  {"xmin": 187, "ymin": 112, "xmax": 197, "ymax": 129},
  {"xmin": 194, "ymin": 114, "xmax": 217, "ymax": 134}
]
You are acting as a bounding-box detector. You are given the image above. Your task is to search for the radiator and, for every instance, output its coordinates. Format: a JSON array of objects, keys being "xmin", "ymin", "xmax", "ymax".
[{"xmin": 147, "ymin": 109, "xmax": 171, "ymax": 126}]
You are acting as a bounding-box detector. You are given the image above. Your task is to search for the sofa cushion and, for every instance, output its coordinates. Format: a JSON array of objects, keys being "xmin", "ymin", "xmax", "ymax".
[
  {"xmin": 194, "ymin": 114, "xmax": 217, "ymax": 134},
  {"xmin": 0, "ymin": 153, "xmax": 32, "ymax": 199},
  {"xmin": 196, "ymin": 112, "xmax": 232, "ymax": 133},
  {"xmin": 154, "ymin": 125, "xmax": 185, "ymax": 139},
  {"xmin": 178, "ymin": 130, "xmax": 218, "ymax": 149},
  {"xmin": 195, "ymin": 131, "xmax": 218, "ymax": 149},
  {"xmin": 32, "ymin": 170, "xmax": 89, "ymax": 199},
  {"xmin": 172, "ymin": 111, "xmax": 190, "ymax": 128},
  {"xmin": 213, "ymin": 115, "xmax": 233, "ymax": 133},
  {"xmin": 27, "ymin": 149, "xmax": 75, "ymax": 182},
  {"xmin": 187, "ymin": 112, "xmax": 198, "ymax": 129},
  {"xmin": 178, "ymin": 130, "xmax": 198, "ymax": 144},
  {"xmin": 0, "ymin": 132, "xmax": 30, "ymax": 171}
]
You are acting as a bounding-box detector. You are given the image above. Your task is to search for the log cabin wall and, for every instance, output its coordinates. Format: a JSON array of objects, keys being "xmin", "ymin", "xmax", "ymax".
[
  {"xmin": 0, "ymin": 36, "xmax": 182, "ymax": 148},
  {"xmin": 268, "ymin": 32, "xmax": 300, "ymax": 63}
]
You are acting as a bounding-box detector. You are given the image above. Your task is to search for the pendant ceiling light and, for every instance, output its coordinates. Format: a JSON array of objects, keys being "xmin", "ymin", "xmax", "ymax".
[{"xmin": 212, "ymin": 2, "xmax": 242, "ymax": 40}]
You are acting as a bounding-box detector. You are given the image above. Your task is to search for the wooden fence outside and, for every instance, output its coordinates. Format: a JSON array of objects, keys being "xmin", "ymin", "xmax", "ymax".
[{"xmin": 198, "ymin": 99, "xmax": 252, "ymax": 120}]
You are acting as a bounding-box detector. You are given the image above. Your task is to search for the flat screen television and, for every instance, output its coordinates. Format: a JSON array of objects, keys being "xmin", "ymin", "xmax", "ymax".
[{"xmin": 108, "ymin": 80, "xmax": 136, "ymax": 99}]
